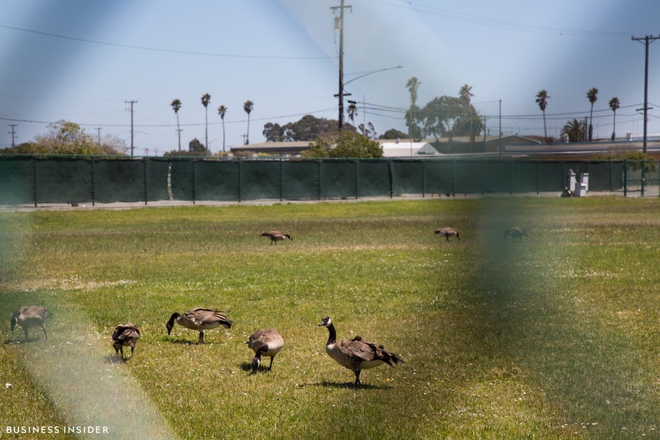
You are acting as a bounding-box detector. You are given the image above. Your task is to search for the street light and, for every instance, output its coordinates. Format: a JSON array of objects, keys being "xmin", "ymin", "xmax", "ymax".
[{"xmin": 336, "ymin": 65, "xmax": 403, "ymax": 130}]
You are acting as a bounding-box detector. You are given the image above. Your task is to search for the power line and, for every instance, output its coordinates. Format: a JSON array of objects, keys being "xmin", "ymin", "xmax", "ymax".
[{"xmin": 0, "ymin": 24, "xmax": 336, "ymax": 60}]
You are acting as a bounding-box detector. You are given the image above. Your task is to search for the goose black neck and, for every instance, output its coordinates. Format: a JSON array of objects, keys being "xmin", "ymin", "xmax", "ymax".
[{"xmin": 326, "ymin": 322, "xmax": 337, "ymax": 345}]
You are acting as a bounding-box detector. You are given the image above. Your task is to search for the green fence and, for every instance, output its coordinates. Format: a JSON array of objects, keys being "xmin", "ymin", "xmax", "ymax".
[{"xmin": 0, "ymin": 157, "xmax": 649, "ymax": 206}]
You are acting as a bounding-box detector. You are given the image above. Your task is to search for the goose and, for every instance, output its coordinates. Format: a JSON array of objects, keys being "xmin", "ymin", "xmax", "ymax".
[
  {"xmin": 10, "ymin": 306, "xmax": 51, "ymax": 341},
  {"xmin": 261, "ymin": 231, "xmax": 292, "ymax": 245},
  {"xmin": 246, "ymin": 329, "xmax": 284, "ymax": 374},
  {"xmin": 166, "ymin": 308, "xmax": 232, "ymax": 344},
  {"xmin": 318, "ymin": 316, "xmax": 403, "ymax": 387},
  {"xmin": 112, "ymin": 323, "xmax": 141, "ymax": 360},
  {"xmin": 504, "ymin": 227, "xmax": 528, "ymax": 241},
  {"xmin": 435, "ymin": 227, "xmax": 460, "ymax": 241}
]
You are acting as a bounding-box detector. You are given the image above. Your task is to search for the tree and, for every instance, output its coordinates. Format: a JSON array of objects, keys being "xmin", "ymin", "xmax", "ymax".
[
  {"xmin": 561, "ymin": 119, "xmax": 585, "ymax": 143},
  {"xmin": 0, "ymin": 120, "xmax": 125, "ymax": 156},
  {"xmin": 586, "ymin": 87, "xmax": 598, "ymax": 141},
  {"xmin": 302, "ymin": 130, "xmax": 382, "ymax": 158},
  {"xmin": 217, "ymin": 105, "xmax": 227, "ymax": 152},
  {"xmin": 405, "ymin": 77, "xmax": 423, "ymax": 141},
  {"xmin": 609, "ymin": 97, "xmax": 620, "ymax": 141},
  {"xmin": 188, "ymin": 138, "xmax": 210, "ymax": 156},
  {"xmin": 458, "ymin": 84, "xmax": 473, "ymax": 105},
  {"xmin": 347, "ymin": 101, "xmax": 358, "ymax": 124},
  {"xmin": 171, "ymin": 99, "xmax": 182, "ymax": 151},
  {"xmin": 535, "ymin": 90, "xmax": 550, "ymax": 143},
  {"xmin": 379, "ymin": 128, "xmax": 408, "ymax": 140},
  {"xmin": 243, "ymin": 100, "xmax": 254, "ymax": 144},
  {"xmin": 201, "ymin": 93, "xmax": 211, "ymax": 151},
  {"xmin": 358, "ymin": 122, "xmax": 376, "ymax": 139},
  {"xmin": 262, "ymin": 115, "xmax": 349, "ymax": 142}
]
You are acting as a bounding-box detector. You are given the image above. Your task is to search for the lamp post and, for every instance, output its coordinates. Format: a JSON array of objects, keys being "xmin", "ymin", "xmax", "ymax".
[{"xmin": 336, "ymin": 65, "xmax": 403, "ymax": 130}]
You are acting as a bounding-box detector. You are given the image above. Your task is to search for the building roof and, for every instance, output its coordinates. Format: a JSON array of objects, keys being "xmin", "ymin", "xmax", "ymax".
[{"xmin": 378, "ymin": 140, "xmax": 441, "ymax": 157}]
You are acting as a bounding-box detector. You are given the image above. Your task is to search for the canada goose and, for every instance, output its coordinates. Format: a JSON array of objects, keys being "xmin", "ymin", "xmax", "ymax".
[
  {"xmin": 435, "ymin": 227, "xmax": 460, "ymax": 241},
  {"xmin": 166, "ymin": 308, "xmax": 232, "ymax": 344},
  {"xmin": 504, "ymin": 227, "xmax": 528, "ymax": 241},
  {"xmin": 318, "ymin": 316, "xmax": 403, "ymax": 387},
  {"xmin": 112, "ymin": 323, "xmax": 141, "ymax": 360},
  {"xmin": 261, "ymin": 231, "xmax": 292, "ymax": 245},
  {"xmin": 10, "ymin": 306, "xmax": 51, "ymax": 341},
  {"xmin": 246, "ymin": 329, "xmax": 284, "ymax": 374}
]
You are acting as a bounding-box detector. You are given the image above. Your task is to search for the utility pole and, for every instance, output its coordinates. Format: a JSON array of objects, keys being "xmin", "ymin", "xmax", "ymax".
[
  {"xmin": 96, "ymin": 127, "xmax": 102, "ymax": 147},
  {"xmin": 332, "ymin": 0, "xmax": 351, "ymax": 130},
  {"xmin": 632, "ymin": 35, "xmax": 660, "ymax": 154},
  {"xmin": 125, "ymin": 100, "xmax": 138, "ymax": 157},
  {"xmin": 8, "ymin": 124, "xmax": 17, "ymax": 148}
]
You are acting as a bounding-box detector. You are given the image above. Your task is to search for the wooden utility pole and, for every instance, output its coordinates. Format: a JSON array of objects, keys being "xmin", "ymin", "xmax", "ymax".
[
  {"xmin": 632, "ymin": 35, "xmax": 660, "ymax": 153},
  {"xmin": 332, "ymin": 0, "xmax": 351, "ymax": 130},
  {"xmin": 125, "ymin": 100, "xmax": 138, "ymax": 156}
]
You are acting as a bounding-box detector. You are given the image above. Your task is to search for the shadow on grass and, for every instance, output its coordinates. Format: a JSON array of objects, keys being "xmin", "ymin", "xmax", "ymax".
[{"xmin": 303, "ymin": 380, "xmax": 392, "ymax": 390}]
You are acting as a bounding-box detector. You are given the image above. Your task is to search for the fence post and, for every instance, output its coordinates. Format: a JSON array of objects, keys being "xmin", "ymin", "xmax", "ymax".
[
  {"xmin": 624, "ymin": 159, "xmax": 628, "ymax": 197},
  {"xmin": 641, "ymin": 160, "xmax": 645, "ymax": 197},
  {"xmin": 279, "ymin": 158, "xmax": 283, "ymax": 202},
  {"xmin": 355, "ymin": 160, "xmax": 359, "ymax": 199},
  {"xmin": 92, "ymin": 158, "xmax": 96, "ymax": 207},
  {"xmin": 238, "ymin": 159, "xmax": 242, "ymax": 203},
  {"xmin": 192, "ymin": 159, "xmax": 196, "ymax": 205},
  {"xmin": 33, "ymin": 156, "xmax": 38, "ymax": 207},
  {"xmin": 143, "ymin": 158, "xmax": 148, "ymax": 206}
]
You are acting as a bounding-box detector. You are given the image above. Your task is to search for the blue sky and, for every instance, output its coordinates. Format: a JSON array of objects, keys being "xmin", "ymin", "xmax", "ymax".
[{"xmin": 1, "ymin": 0, "xmax": 659, "ymax": 154}]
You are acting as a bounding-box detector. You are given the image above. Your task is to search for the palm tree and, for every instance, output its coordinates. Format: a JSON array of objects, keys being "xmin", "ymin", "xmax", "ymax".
[
  {"xmin": 459, "ymin": 84, "xmax": 473, "ymax": 105},
  {"xmin": 535, "ymin": 90, "xmax": 550, "ymax": 143},
  {"xmin": 561, "ymin": 118, "xmax": 585, "ymax": 143},
  {"xmin": 347, "ymin": 101, "xmax": 358, "ymax": 125},
  {"xmin": 243, "ymin": 100, "xmax": 254, "ymax": 145},
  {"xmin": 217, "ymin": 105, "xmax": 227, "ymax": 152},
  {"xmin": 171, "ymin": 99, "xmax": 182, "ymax": 151},
  {"xmin": 586, "ymin": 87, "xmax": 598, "ymax": 142},
  {"xmin": 406, "ymin": 77, "xmax": 422, "ymax": 140},
  {"xmin": 609, "ymin": 97, "xmax": 620, "ymax": 141},
  {"xmin": 201, "ymin": 93, "xmax": 211, "ymax": 151}
]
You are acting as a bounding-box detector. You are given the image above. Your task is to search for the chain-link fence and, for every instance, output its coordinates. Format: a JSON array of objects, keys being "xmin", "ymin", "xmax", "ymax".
[{"xmin": 0, "ymin": 156, "xmax": 653, "ymax": 207}]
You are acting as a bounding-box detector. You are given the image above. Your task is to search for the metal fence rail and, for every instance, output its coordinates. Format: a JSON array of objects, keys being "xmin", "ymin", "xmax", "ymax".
[{"xmin": 0, "ymin": 157, "xmax": 651, "ymax": 207}]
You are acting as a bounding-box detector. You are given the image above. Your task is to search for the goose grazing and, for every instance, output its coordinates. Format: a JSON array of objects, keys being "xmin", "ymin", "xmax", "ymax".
[
  {"xmin": 435, "ymin": 227, "xmax": 460, "ymax": 241},
  {"xmin": 504, "ymin": 227, "xmax": 528, "ymax": 241},
  {"xmin": 112, "ymin": 323, "xmax": 141, "ymax": 360},
  {"xmin": 261, "ymin": 231, "xmax": 292, "ymax": 245},
  {"xmin": 166, "ymin": 308, "xmax": 232, "ymax": 344},
  {"xmin": 318, "ymin": 316, "xmax": 403, "ymax": 387},
  {"xmin": 10, "ymin": 306, "xmax": 51, "ymax": 341},
  {"xmin": 246, "ymin": 329, "xmax": 284, "ymax": 374}
]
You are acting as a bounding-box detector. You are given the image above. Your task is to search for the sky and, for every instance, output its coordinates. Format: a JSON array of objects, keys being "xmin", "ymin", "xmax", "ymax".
[{"xmin": 1, "ymin": 0, "xmax": 660, "ymax": 155}]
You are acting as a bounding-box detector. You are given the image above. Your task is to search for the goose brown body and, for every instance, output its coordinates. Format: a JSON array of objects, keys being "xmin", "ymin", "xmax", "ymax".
[
  {"xmin": 318, "ymin": 316, "xmax": 403, "ymax": 387},
  {"xmin": 261, "ymin": 231, "xmax": 292, "ymax": 245},
  {"xmin": 10, "ymin": 306, "xmax": 51, "ymax": 341},
  {"xmin": 247, "ymin": 329, "xmax": 284, "ymax": 373},
  {"xmin": 504, "ymin": 227, "xmax": 528, "ymax": 241},
  {"xmin": 112, "ymin": 323, "xmax": 141, "ymax": 359},
  {"xmin": 166, "ymin": 308, "xmax": 232, "ymax": 344},
  {"xmin": 435, "ymin": 227, "xmax": 460, "ymax": 241}
]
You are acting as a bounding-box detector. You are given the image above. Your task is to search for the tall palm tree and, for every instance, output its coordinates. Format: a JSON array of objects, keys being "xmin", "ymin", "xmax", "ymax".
[
  {"xmin": 609, "ymin": 97, "xmax": 620, "ymax": 141},
  {"xmin": 217, "ymin": 105, "xmax": 227, "ymax": 152},
  {"xmin": 171, "ymin": 99, "xmax": 182, "ymax": 151},
  {"xmin": 347, "ymin": 101, "xmax": 357, "ymax": 125},
  {"xmin": 406, "ymin": 77, "xmax": 422, "ymax": 140},
  {"xmin": 243, "ymin": 100, "xmax": 254, "ymax": 145},
  {"xmin": 586, "ymin": 87, "xmax": 598, "ymax": 142},
  {"xmin": 459, "ymin": 84, "xmax": 473, "ymax": 105},
  {"xmin": 535, "ymin": 90, "xmax": 550, "ymax": 143},
  {"xmin": 201, "ymin": 93, "xmax": 211, "ymax": 151}
]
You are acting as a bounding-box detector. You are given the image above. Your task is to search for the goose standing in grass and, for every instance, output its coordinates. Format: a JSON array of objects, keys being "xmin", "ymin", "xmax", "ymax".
[
  {"xmin": 318, "ymin": 316, "xmax": 403, "ymax": 387},
  {"xmin": 504, "ymin": 227, "xmax": 528, "ymax": 241},
  {"xmin": 261, "ymin": 231, "xmax": 292, "ymax": 245},
  {"xmin": 435, "ymin": 227, "xmax": 460, "ymax": 241},
  {"xmin": 112, "ymin": 323, "xmax": 141, "ymax": 360},
  {"xmin": 166, "ymin": 308, "xmax": 232, "ymax": 344},
  {"xmin": 246, "ymin": 329, "xmax": 284, "ymax": 374},
  {"xmin": 10, "ymin": 306, "xmax": 51, "ymax": 341}
]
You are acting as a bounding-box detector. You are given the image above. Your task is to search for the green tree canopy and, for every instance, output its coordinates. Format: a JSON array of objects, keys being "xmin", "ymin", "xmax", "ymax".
[
  {"xmin": 379, "ymin": 128, "xmax": 409, "ymax": 140},
  {"xmin": 262, "ymin": 115, "xmax": 354, "ymax": 142},
  {"xmin": 302, "ymin": 130, "xmax": 382, "ymax": 158},
  {"xmin": 0, "ymin": 120, "xmax": 125, "ymax": 156}
]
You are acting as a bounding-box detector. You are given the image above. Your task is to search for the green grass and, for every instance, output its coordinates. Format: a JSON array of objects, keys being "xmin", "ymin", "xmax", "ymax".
[{"xmin": 2, "ymin": 198, "xmax": 660, "ymax": 439}]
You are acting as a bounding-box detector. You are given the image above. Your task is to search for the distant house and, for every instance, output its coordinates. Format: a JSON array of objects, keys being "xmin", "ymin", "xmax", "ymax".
[
  {"xmin": 378, "ymin": 139, "xmax": 441, "ymax": 158},
  {"xmin": 230, "ymin": 141, "xmax": 311, "ymax": 157}
]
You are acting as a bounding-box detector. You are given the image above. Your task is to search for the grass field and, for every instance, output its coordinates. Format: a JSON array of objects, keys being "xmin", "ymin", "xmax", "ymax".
[{"xmin": 2, "ymin": 198, "xmax": 660, "ymax": 439}]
